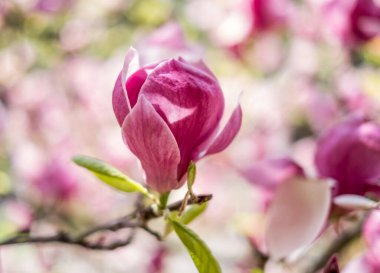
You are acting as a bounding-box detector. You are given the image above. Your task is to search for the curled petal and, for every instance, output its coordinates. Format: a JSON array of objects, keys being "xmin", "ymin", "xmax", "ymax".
[
  {"xmin": 266, "ymin": 178, "xmax": 331, "ymax": 260},
  {"xmin": 205, "ymin": 104, "xmax": 242, "ymax": 156},
  {"xmin": 122, "ymin": 96, "xmax": 181, "ymax": 193},
  {"xmin": 112, "ymin": 48, "xmax": 141, "ymax": 126},
  {"xmin": 121, "ymin": 47, "xmax": 141, "ymax": 107}
]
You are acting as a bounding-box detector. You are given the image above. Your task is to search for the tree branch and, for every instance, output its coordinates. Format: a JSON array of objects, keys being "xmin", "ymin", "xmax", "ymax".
[{"xmin": 0, "ymin": 194, "xmax": 212, "ymax": 250}]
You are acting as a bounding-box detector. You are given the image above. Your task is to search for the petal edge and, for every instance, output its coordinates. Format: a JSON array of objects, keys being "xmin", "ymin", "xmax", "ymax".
[
  {"xmin": 205, "ymin": 104, "xmax": 242, "ymax": 156},
  {"xmin": 122, "ymin": 96, "xmax": 181, "ymax": 193}
]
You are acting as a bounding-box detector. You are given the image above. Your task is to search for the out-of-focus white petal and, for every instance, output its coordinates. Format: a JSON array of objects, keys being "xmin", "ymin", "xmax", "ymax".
[
  {"xmin": 266, "ymin": 178, "xmax": 331, "ymax": 260},
  {"xmin": 334, "ymin": 194, "xmax": 379, "ymax": 210}
]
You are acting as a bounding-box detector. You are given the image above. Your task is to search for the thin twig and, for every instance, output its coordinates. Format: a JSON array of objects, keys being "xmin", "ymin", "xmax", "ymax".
[{"xmin": 0, "ymin": 194, "xmax": 213, "ymax": 250}]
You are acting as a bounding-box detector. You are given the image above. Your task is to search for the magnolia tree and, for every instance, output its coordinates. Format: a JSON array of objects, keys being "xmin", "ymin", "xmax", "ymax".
[{"xmin": 1, "ymin": 0, "xmax": 380, "ymax": 272}]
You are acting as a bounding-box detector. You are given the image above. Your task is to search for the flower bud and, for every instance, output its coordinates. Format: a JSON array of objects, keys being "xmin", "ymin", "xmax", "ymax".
[{"xmin": 112, "ymin": 48, "xmax": 242, "ymax": 193}]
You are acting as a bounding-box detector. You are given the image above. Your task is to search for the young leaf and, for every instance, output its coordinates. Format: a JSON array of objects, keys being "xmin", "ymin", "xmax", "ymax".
[
  {"xmin": 170, "ymin": 219, "xmax": 221, "ymax": 273},
  {"xmin": 165, "ymin": 203, "xmax": 208, "ymax": 236},
  {"xmin": 72, "ymin": 155, "xmax": 148, "ymax": 195},
  {"xmin": 187, "ymin": 162, "xmax": 196, "ymax": 193},
  {"xmin": 180, "ymin": 203, "xmax": 207, "ymax": 225}
]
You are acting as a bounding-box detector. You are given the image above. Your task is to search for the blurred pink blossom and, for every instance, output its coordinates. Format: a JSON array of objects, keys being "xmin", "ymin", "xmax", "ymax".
[
  {"xmin": 32, "ymin": 157, "xmax": 78, "ymax": 202},
  {"xmin": 34, "ymin": 0, "xmax": 73, "ymax": 13},
  {"xmin": 243, "ymin": 157, "xmax": 304, "ymax": 191},
  {"xmin": 138, "ymin": 22, "xmax": 203, "ymax": 65},
  {"xmin": 250, "ymin": 0, "xmax": 289, "ymax": 33},
  {"xmin": 315, "ymin": 114, "xmax": 380, "ymax": 196},
  {"xmin": 323, "ymin": 0, "xmax": 380, "ymax": 47}
]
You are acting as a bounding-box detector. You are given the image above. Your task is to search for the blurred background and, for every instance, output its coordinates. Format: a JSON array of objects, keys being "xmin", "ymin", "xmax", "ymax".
[{"xmin": 0, "ymin": 0, "xmax": 380, "ymax": 272}]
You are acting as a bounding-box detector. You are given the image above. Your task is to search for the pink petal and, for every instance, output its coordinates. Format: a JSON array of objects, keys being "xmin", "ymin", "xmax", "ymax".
[
  {"xmin": 266, "ymin": 178, "xmax": 331, "ymax": 260},
  {"xmin": 205, "ymin": 104, "xmax": 242, "ymax": 156},
  {"xmin": 122, "ymin": 96, "xmax": 181, "ymax": 193},
  {"xmin": 112, "ymin": 48, "xmax": 141, "ymax": 126},
  {"xmin": 178, "ymin": 57, "xmax": 216, "ymax": 79},
  {"xmin": 140, "ymin": 58, "xmax": 224, "ymax": 177},
  {"xmin": 113, "ymin": 49, "xmax": 159, "ymax": 126}
]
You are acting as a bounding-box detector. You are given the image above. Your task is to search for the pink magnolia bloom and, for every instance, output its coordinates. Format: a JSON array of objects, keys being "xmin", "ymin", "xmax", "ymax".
[
  {"xmin": 323, "ymin": 0, "xmax": 380, "ymax": 46},
  {"xmin": 315, "ymin": 115, "xmax": 380, "ymax": 196},
  {"xmin": 112, "ymin": 48, "xmax": 242, "ymax": 193}
]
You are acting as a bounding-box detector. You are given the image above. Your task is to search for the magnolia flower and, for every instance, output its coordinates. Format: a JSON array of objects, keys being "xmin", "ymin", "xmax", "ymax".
[
  {"xmin": 315, "ymin": 115, "xmax": 380, "ymax": 197},
  {"xmin": 112, "ymin": 48, "xmax": 242, "ymax": 193},
  {"xmin": 323, "ymin": 0, "xmax": 380, "ymax": 46}
]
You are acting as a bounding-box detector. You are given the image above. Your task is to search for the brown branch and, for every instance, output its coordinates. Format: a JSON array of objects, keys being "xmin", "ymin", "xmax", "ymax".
[{"xmin": 0, "ymin": 194, "xmax": 212, "ymax": 250}]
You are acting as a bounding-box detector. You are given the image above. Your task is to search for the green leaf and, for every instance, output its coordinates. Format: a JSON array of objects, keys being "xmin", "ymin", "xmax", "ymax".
[
  {"xmin": 180, "ymin": 203, "xmax": 207, "ymax": 225},
  {"xmin": 165, "ymin": 203, "xmax": 208, "ymax": 236},
  {"xmin": 251, "ymin": 269, "xmax": 264, "ymax": 273},
  {"xmin": 187, "ymin": 162, "xmax": 196, "ymax": 192},
  {"xmin": 170, "ymin": 219, "xmax": 222, "ymax": 273},
  {"xmin": 72, "ymin": 155, "xmax": 148, "ymax": 195}
]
